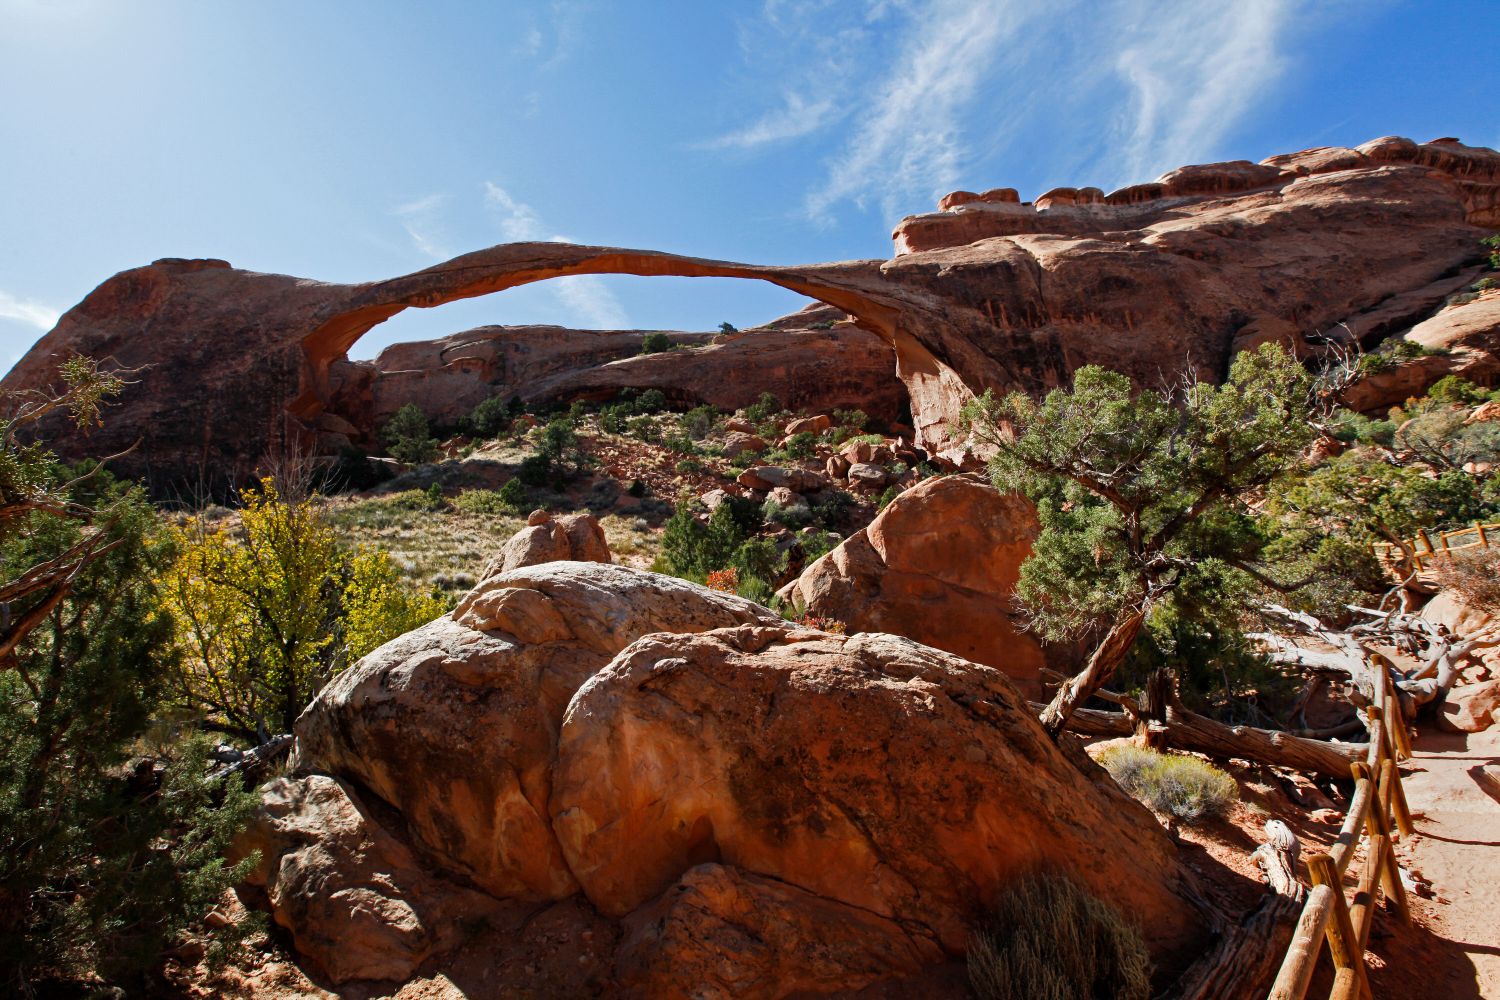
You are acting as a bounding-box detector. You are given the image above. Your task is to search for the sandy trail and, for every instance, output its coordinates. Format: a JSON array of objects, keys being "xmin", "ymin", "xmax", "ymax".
[{"xmin": 1382, "ymin": 725, "xmax": 1500, "ymax": 998}]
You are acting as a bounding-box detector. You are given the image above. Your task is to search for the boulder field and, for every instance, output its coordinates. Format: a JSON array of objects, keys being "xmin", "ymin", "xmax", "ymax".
[
  {"xmin": 243, "ymin": 561, "xmax": 1210, "ymax": 996},
  {"xmin": 5, "ymin": 136, "xmax": 1498, "ymax": 491}
]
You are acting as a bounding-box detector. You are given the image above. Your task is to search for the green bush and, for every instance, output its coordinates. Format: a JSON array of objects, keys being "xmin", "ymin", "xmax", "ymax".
[
  {"xmin": 453, "ymin": 488, "xmax": 515, "ymax": 514},
  {"xmin": 1427, "ymin": 375, "xmax": 1487, "ymax": 406},
  {"xmin": 468, "ymin": 396, "xmax": 513, "ymax": 438},
  {"xmin": 679, "ymin": 404, "xmax": 719, "ymax": 440},
  {"xmin": 718, "ymin": 321, "xmax": 738, "ymax": 335},
  {"xmin": 675, "ymin": 458, "xmax": 704, "ymax": 475},
  {"xmin": 636, "ymin": 389, "xmax": 669, "ymax": 412},
  {"xmin": 763, "ymin": 500, "xmax": 813, "ymax": 529},
  {"xmin": 745, "ymin": 392, "xmax": 780, "ymax": 424},
  {"xmin": 876, "ymin": 485, "xmax": 901, "ymax": 509},
  {"xmin": 1098, "ymin": 746, "xmax": 1238, "ymax": 825},
  {"xmin": 967, "ymin": 873, "xmax": 1151, "ymax": 1000},
  {"xmin": 381, "ymin": 404, "xmax": 439, "ymax": 465},
  {"xmin": 517, "ymin": 454, "xmax": 551, "ymax": 486},
  {"xmin": 783, "ymin": 431, "xmax": 817, "ymax": 459},
  {"xmin": 640, "ymin": 332, "xmax": 673, "ymax": 354},
  {"xmin": 627, "ymin": 415, "xmax": 660, "ymax": 442}
]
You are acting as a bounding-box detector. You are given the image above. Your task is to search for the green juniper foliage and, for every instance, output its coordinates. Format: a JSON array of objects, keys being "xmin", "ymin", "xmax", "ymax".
[
  {"xmin": 381, "ymin": 403, "xmax": 439, "ymax": 465},
  {"xmin": 962, "ymin": 343, "xmax": 1321, "ymax": 735},
  {"xmin": 0, "ymin": 469, "xmax": 258, "ymax": 989}
]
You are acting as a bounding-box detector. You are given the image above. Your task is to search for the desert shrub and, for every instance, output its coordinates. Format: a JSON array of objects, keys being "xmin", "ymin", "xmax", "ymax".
[
  {"xmin": 468, "ymin": 396, "xmax": 513, "ymax": 438},
  {"xmin": 783, "ymin": 431, "xmax": 817, "ymax": 459},
  {"xmin": 1427, "ymin": 375, "xmax": 1487, "ymax": 406},
  {"xmin": 967, "ymin": 873, "xmax": 1151, "ymax": 1000},
  {"xmin": 453, "ymin": 488, "xmax": 514, "ymax": 515},
  {"xmin": 517, "ymin": 454, "xmax": 552, "ymax": 486},
  {"xmin": 664, "ymin": 432, "xmax": 699, "ymax": 455},
  {"xmin": 627, "ymin": 415, "xmax": 660, "ymax": 442},
  {"xmin": 636, "ymin": 389, "xmax": 669, "ymax": 412},
  {"xmin": 162, "ymin": 478, "xmax": 444, "ymax": 739},
  {"xmin": 1486, "ymin": 234, "xmax": 1500, "ymax": 270},
  {"xmin": 718, "ymin": 321, "xmax": 738, "ymax": 335},
  {"xmin": 679, "ymin": 405, "xmax": 719, "ymax": 440},
  {"xmin": 745, "ymin": 391, "xmax": 781, "ymax": 424},
  {"xmin": 876, "ymin": 485, "xmax": 902, "ymax": 509},
  {"xmin": 762, "ymin": 500, "xmax": 813, "ymax": 529},
  {"xmin": 381, "ymin": 404, "xmax": 439, "ymax": 465},
  {"xmin": 675, "ymin": 458, "xmax": 704, "ymax": 475},
  {"xmin": 640, "ymin": 332, "xmax": 673, "ymax": 354},
  {"xmin": 1098, "ymin": 746, "xmax": 1238, "ymax": 825},
  {"xmin": 810, "ymin": 489, "xmax": 855, "ymax": 528},
  {"xmin": 833, "ymin": 408, "xmax": 867, "ymax": 432},
  {"xmin": 1429, "ymin": 546, "xmax": 1500, "ymax": 615},
  {"xmin": 599, "ymin": 405, "xmax": 627, "ymax": 434}
]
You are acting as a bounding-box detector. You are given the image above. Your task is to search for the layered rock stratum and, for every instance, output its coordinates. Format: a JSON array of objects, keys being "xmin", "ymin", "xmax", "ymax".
[{"xmin": 6, "ymin": 136, "xmax": 1498, "ymax": 491}]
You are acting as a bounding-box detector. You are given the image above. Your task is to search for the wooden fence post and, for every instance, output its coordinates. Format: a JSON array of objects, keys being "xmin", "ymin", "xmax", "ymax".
[{"xmin": 1307, "ymin": 853, "xmax": 1371, "ymax": 1000}]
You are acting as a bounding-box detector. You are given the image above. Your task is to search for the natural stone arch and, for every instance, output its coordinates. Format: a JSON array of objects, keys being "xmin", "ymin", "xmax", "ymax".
[{"xmin": 288, "ymin": 241, "xmax": 965, "ymax": 440}]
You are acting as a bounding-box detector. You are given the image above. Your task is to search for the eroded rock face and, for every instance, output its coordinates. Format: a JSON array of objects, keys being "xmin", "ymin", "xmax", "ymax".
[
  {"xmin": 777, "ymin": 474, "xmax": 1048, "ymax": 696},
  {"xmin": 550, "ymin": 624, "xmax": 1201, "ymax": 962},
  {"xmin": 479, "ymin": 510, "xmax": 612, "ymax": 579},
  {"xmin": 8, "ymin": 137, "xmax": 1498, "ymax": 489},
  {"xmin": 260, "ymin": 562, "xmax": 1207, "ymax": 994},
  {"xmin": 291, "ymin": 562, "xmax": 784, "ymax": 901},
  {"xmin": 1341, "ymin": 290, "xmax": 1500, "ymax": 413},
  {"xmin": 236, "ymin": 775, "xmax": 500, "ymax": 984},
  {"xmin": 614, "ymin": 863, "xmax": 945, "ymax": 1000}
]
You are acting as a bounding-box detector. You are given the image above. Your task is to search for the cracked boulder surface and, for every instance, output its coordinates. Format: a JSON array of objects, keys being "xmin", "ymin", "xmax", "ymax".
[
  {"xmin": 268, "ymin": 561, "xmax": 1206, "ymax": 995},
  {"xmin": 5, "ymin": 136, "xmax": 1498, "ymax": 490}
]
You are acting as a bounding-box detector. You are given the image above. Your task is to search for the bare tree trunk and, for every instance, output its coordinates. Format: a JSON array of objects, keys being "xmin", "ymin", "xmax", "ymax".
[
  {"xmin": 1174, "ymin": 821, "xmax": 1305, "ymax": 1000},
  {"xmin": 1046, "ymin": 702, "xmax": 1366, "ymax": 778},
  {"xmin": 1037, "ymin": 610, "xmax": 1145, "ymax": 738}
]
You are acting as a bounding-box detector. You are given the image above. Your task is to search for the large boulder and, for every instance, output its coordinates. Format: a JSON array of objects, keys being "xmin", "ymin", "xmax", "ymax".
[
  {"xmin": 615, "ymin": 863, "xmax": 944, "ymax": 1000},
  {"xmin": 550, "ymin": 624, "xmax": 1203, "ymax": 965},
  {"xmin": 1440, "ymin": 679, "xmax": 1500, "ymax": 733},
  {"xmin": 480, "ymin": 510, "xmax": 612, "ymax": 579},
  {"xmin": 236, "ymin": 775, "xmax": 500, "ymax": 984},
  {"xmin": 777, "ymin": 474, "xmax": 1050, "ymax": 696},
  {"xmin": 292, "ymin": 562, "xmax": 783, "ymax": 900}
]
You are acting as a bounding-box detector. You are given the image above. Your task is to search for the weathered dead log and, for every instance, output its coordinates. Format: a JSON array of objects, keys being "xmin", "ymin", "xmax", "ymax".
[
  {"xmin": 1172, "ymin": 821, "xmax": 1305, "ymax": 1000},
  {"xmin": 1048, "ymin": 703, "xmax": 1366, "ymax": 778}
]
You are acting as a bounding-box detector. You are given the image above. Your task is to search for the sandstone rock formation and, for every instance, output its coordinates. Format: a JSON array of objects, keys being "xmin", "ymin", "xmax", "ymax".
[
  {"xmin": 237, "ymin": 774, "xmax": 502, "ymax": 984},
  {"xmin": 292, "ymin": 562, "xmax": 784, "ymax": 902},
  {"xmin": 8, "ymin": 136, "xmax": 1496, "ymax": 490},
  {"xmin": 479, "ymin": 510, "xmax": 612, "ymax": 579},
  {"xmin": 329, "ymin": 312, "xmax": 906, "ymax": 436},
  {"xmin": 265, "ymin": 561, "xmax": 1207, "ymax": 993},
  {"xmin": 1341, "ymin": 289, "xmax": 1500, "ymax": 413},
  {"xmin": 777, "ymin": 474, "xmax": 1049, "ymax": 696},
  {"xmin": 1440, "ymin": 679, "xmax": 1500, "ymax": 733}
]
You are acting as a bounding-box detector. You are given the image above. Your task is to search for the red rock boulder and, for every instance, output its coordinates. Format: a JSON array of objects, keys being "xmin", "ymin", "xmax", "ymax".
[{"xmin": 777, "ymin": 473, "xmax": 1049, "ymax": 696}]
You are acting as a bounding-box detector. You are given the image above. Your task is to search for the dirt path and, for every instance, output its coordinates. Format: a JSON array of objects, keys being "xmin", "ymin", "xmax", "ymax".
[{"xmin": 1373, "ymin": 725, "xmax": 1500, "ymax": 998}]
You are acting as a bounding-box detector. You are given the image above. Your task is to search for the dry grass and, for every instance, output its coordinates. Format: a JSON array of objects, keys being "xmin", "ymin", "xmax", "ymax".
[{"xmin": 967, "ymin": 872, "xmax": 1151, "ymax": 1000}]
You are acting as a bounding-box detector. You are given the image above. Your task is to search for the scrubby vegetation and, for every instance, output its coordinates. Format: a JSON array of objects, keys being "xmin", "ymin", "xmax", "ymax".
[
  {"xmin": 967, "ymin": 873, "xmax": 1151, "ymax": 1000},
  {"xmin": 1098, "ymin": 747, "xmax": 1239, "ymax": 825}
]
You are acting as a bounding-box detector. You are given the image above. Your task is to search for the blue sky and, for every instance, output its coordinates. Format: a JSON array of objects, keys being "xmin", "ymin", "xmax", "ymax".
[{"xmin": 1, "ymin": 0, "xmax": 1495, "ymax": 366}]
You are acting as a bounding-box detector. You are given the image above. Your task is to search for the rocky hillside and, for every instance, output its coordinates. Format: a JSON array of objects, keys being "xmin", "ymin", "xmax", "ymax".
[{"xmin": 5, "ymin": 136, "xmax": 1498, "ymax": 493}]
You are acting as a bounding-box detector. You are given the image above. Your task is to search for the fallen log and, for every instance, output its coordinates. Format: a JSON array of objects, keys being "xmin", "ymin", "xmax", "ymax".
[
  {"xmin": 1044, "ymin": 703, "xmax": 1366, "ymax": 779},
  {"xmin": 1173, "ymin": 820, "xmax": 1305, "ymax": 1000}
]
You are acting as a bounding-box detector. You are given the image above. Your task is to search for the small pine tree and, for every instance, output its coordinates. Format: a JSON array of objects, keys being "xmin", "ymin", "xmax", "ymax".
[{"xmin": 381, "ymin": 404, "xmax": 439, "ymax": 465}]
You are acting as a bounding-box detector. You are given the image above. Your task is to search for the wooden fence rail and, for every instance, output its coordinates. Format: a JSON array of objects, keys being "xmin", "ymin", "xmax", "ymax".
[
  {"xmin": 1374, "ymin": 520, "xmax": 1500, "ymax": 571},
  {"xmin": 1266, "ymin": 666, "xmax": 1414, "ymax": 1000}
]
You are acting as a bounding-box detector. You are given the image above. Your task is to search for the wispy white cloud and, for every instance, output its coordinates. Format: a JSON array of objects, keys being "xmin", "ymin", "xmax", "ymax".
[
  {"xmin": 550, "ymin": 276, "xmax": 631, "ymax": 329},
  {"xmin": 482, "ymin": 181, "xmax": 544, "ymax": 241},
  {"xmin": 1108, "ymin": 0, "xmax": 1294, "ymax": 187},
  {"xmin": 482, "ymin": 181, "xmax": 631, "ymax": 329},
  {"xmin": 711, "ymin": 0, "xmax": 1310, "ymax": 222},
  {"xmin": 392, "ymin": 193, "xmax": 451, "ymax": 259},
  {"xmin": 0, "ymin": 290, "xmax": 61, "ymax": 331},
  {"xmin": 694, "ymin": 91, "xmax": 841, "ymax": 151},
  {"xmin": 806, "ymin": 0, "xmax": 1022, "ymax": 221}
]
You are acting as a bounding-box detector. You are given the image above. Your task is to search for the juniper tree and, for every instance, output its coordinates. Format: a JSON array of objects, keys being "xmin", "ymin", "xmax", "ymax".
[{"xmin": 961, "ymin": 343, "xmax": 1321, "ymax": 737}]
